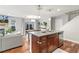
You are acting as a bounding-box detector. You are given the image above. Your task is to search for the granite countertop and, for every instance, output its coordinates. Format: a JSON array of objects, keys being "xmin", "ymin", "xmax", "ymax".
[{"xmin": 29, "ymin": 31, "xmax": 63, "ymax": 37}]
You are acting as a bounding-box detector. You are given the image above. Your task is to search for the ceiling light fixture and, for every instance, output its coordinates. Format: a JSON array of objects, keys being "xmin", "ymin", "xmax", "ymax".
[
  {"xmin": 26, "ymin": 15, "xmax": 40, "ymax": 19},
  {"xmin": 57, "ymin": 9, "xmax": 61, "ymax": 11}
]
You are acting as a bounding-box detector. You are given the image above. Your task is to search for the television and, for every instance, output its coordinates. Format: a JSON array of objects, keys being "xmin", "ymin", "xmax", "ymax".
[{"xmin": 0, "ymin": 15, "xmax": 8, "ymax": 23}]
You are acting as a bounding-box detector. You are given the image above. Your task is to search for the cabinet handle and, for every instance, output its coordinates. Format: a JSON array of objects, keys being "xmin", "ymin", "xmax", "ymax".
[{"xmin": 37, "ymin": 41, "xmax": 42, "ymax": 44}]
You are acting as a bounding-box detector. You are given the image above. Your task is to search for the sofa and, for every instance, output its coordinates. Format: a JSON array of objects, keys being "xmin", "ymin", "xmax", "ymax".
[{"xmin": 0, "ymin": 32, "xmax": 23, "ymax": 52}]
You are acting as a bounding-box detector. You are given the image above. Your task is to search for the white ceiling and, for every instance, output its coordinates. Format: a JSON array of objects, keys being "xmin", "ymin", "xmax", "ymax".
[{"xmin": 0, "ymin": 5, "xmax": 79, "ymax": 19}]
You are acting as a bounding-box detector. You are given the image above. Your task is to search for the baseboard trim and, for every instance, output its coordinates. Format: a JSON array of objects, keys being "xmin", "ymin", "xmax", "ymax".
[
  {"xmin": 64, "ymin": 39, "xmax": 79, "ymax": 44},
  {"xmin": 0, "ymin": 45, "xmax": 22, "ymax": 53}
]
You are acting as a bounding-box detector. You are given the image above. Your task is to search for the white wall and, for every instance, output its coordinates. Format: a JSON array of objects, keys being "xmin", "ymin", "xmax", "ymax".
[
  {"xmin": 60, "ymin": 15, "xmax": 79, "ymax": 42},
  {"xmin": 55, "ymin": 18, "xmax": 63, "ymax": 31},
  {"xmin": 55, "ymin": 14, "xmax": 68, "ymax": 30},
  {"xmin": 15, "ymin": 17, "xmax": 25, "ymax": 35},
  {"xmin": 39, "ymin": 14, "xmax": 68, "ymax": 31}
]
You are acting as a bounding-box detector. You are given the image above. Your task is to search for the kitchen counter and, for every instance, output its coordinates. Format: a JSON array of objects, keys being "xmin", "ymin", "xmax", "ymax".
[
  {"xmin": 30, "ymin": 30, "xmax": 64, "ymax": 53},
  {"xmin": 29, "ymin": 31, "xmax": 63, "ymax": 37}
]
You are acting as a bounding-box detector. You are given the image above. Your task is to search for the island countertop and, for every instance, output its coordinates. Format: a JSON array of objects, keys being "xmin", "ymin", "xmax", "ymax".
[{"xmin": 29, "ymin": 31, "xmax": 63, "ymax": 37}]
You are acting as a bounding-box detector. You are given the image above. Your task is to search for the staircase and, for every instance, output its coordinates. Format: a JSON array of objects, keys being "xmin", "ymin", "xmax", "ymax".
[
  {"xmin": 60, "ymin": 15, "xmax": 79, "ymax": 42},
  {"xmin": 66, "ymin": 10, "xmax": 79, "ymax": 22}
]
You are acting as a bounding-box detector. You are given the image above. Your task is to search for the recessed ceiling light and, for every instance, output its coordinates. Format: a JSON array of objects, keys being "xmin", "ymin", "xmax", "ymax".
[
  {"xmin": 57, "ymin": 9, "xmax": 61, "ymax": 11},
  {"xmin": 26, "ymin": 15, "xmax": 41, "ymax": 19}
]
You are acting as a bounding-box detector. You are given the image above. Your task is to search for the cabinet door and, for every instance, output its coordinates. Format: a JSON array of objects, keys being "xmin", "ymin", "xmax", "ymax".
[
  {"xmin": 53, "ymin": 34, "xmax": 59, "ymax": 47},
  {"xmin": 48, "ymin": 34, "xmax": 55, "ymax": 52},
  {"xmin": 48, "ymin": 34, "xmax": 59, "ymax": 52},
  {"xmin": 39, "ymin": 36, "xmax": 48, "ymax": 53},
  {"xmin": 32, "ymin": 35, "xmax": 39, "ymax": 53}
]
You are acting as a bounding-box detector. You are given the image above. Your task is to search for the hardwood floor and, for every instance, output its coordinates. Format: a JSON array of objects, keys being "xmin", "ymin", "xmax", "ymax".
[
  {"xmin": 60, "ymin": 40, "xmax": 79, "ymax": 53},
  {"xmin": 1, "ymin": 37, "xmax": 79, "ymax": 53}
]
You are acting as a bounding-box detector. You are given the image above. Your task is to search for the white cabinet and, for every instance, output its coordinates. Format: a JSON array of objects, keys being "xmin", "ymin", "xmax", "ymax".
[{"xmin": 0, "ymin": 34, "xmax": 23, "ymax": 52}]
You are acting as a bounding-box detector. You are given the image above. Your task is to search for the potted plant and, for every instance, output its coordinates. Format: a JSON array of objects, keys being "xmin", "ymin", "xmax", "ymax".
[
  {"xmin": 43, "ymin": 22, "xmax": 47, "ymax": 28},
  {"xmin": 40, "ymin": 21, "xmax": 47, "ymax": 32}
]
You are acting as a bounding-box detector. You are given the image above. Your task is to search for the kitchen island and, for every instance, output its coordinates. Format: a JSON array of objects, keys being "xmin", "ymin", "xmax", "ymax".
[{"xmin": 29, "ymin": 31, "xmax": 63, "ymax": 53}]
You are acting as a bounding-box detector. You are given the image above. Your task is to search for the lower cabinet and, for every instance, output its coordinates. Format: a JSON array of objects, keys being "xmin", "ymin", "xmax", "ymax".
[
  {"xmin": 39, "ymin": 36, "xmax": 48, "ymax": 53},
  {"xmin": 48, "ymin": 34, "xmax": 59, "ymax": 52},
  {"xmin": 32, "ymin": 33, "xmax": 59, "ymax": 53},
  {"xmin": 32, "ymin": 35, "xmax": 39, "ymax": 53}
]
